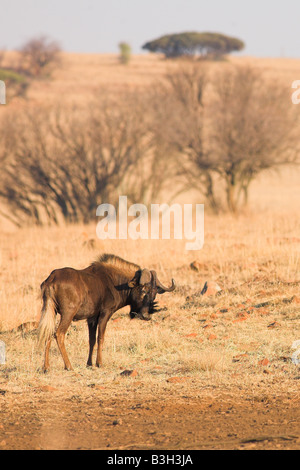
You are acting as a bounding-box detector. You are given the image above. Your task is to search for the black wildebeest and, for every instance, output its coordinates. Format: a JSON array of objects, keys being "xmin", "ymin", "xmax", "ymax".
[{"xmin": 38, "ymin": 254, "xmax": 175, "ymax": 372}]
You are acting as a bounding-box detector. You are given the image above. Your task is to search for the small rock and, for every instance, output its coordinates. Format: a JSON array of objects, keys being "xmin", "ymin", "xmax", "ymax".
[
  {"xmin": 88, "ymin": 384, "xmax": 105, "ymax": 390},
  {"xmin": 184, "ymin": 333, "xmax": 198, "ymax": 338},
  {"xmin": 233, "ymin": 317, "xmax": 247, "ymax": 323},
  {"xmin": 232, "ymin": 353, "xmax": 249, "ymax": 362},
  {"xmin": 38, "ymin": 385, "xmax": 58, "ymax": 392},
  {"xmin": 258, "ymin": 358, "xmax": 270, "ymax": 366},
  {"xmin": 208, "ymin": 334, "xmax": 217, "ymax": 341},
  {"xmin": 201, "ymin": 281, "xmax": 222, "ymax": 297},
  {"xmin": 120, "ymin": 369, "xmax": 138, "ymax": 378},
  {"xmin": 190, "ymin": 261, "xmax": 202, "ymax": 272},
  {"xmin": 267, "ymin": 321, "xmax": 281, "ymax": 329},
  {"xmin": 112, "ymin": 418, "xmax": 122, "ymax": 426},
  {"xmin": 166, "ymin": 377, "xmax": 190, "ymax": 384}
]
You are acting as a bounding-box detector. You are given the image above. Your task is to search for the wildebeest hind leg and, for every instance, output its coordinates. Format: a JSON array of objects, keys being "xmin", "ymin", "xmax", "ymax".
[{"xmin": 55, "ymin": 315, "xmax": 74, "ymax": 371}]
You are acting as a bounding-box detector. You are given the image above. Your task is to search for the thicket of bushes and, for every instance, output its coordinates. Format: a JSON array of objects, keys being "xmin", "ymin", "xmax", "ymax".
[{"xmin": 0, "ymin": 63, "xmax": 298, "ymax": 226}]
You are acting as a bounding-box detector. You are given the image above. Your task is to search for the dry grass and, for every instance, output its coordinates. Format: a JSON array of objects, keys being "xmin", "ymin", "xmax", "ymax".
[
  {"xmin": 0, "ymin": 53, "xmax": 300, "ymax": 399},
  {"xmin": 3, "ymin": 51, "xmax": 300, "ymax": 110},
  {"xmin": 0, "ymin": 183, "xmax": 300, "ymax": 395}
]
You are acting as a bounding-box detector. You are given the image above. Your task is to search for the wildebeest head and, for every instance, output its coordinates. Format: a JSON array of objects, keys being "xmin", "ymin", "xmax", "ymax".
[{"xmin": 128, "ymin": 269, "xmax": 175, "ymax": 320}]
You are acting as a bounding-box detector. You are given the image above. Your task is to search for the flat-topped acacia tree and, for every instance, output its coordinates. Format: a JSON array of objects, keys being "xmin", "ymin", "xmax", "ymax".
[{"xmin": 142, "ymin": 32, "xmax": 245, "ymax": 59}]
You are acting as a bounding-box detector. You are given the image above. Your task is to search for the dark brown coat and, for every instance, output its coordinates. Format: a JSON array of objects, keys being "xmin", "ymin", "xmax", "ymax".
[{"xmin": 38, "ymin": 254, "xmax": 175, "ymax": 372}]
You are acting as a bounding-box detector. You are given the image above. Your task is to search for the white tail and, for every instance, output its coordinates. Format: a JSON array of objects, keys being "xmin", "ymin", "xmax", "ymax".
[{"xmin": 37, "ymin": 289, "xmax": 56, "ymax": 349}]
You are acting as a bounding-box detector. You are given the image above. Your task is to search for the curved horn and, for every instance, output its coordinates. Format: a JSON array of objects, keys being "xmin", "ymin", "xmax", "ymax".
[
  {"xmin": 151, "ymin": 270, "xmax": 176, "ymax": 293},
  {"xmin": 140, "ymin": 268, "xmax": 152, "ymax": 285}
]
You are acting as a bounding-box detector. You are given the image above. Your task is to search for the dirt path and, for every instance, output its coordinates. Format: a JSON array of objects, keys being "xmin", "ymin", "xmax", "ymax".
[{"xmin": 0, "ymin": 389, "xmax": 299, "ymax": 450}]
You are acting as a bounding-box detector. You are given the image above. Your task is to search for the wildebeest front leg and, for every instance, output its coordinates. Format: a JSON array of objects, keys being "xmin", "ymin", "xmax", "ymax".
[
  {"xmin": 96, "ymin": 315, "xmax": 110, "ymax": 368},
  {"xmin": 87, "ymin": 317, "xmax": 98, "ymax": 367}
]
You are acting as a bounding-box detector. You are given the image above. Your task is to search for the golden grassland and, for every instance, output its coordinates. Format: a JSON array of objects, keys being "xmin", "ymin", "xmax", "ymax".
[
  {"xmin": 3, "ymin": 51, "xmax": 300, "ymax": 109},
  {"xmin": 0, "ymin": 53, "xmax": 300, "ymax": 399},
  {"xmin": 0, "ymin": 186, "xmax": 300, "ymax": 396}
]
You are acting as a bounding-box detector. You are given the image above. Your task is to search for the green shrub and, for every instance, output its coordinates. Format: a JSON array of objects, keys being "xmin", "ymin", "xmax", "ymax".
[{"xmin": 118, "ymin": 42, "xmax": 131, "ymax": 65}]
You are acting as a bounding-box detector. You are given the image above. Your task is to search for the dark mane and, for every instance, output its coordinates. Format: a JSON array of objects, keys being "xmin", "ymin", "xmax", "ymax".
[{"xmin": 91, "ymin": 253, "xmax": 140, "ymax": 274}]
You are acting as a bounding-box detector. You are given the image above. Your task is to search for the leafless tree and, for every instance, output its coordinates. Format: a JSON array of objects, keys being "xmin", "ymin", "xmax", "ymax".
[
  {"xmin": 153, "ymin": 64, "xmax": 220, "ymax": 211},
  {"xmin": 1, "ymin": 64, "xmax": 296, "ymax": 225},
  {"xmin": 18, "ymin": 35, "xmax": 61, "ymax": 77},
  {"xmin": 0, "ymin": 90, "xmax": 173, "ymax": 225},
  {"xmin": 209, "ymin": 65, "xmax": 299, "ymax": 211},
  {"xmin": 156, "ymin": 63, "xmax": 299, "ymax": 212},
  {"xmin": 120, "ymin": 91, "xmax": 180, "ymax": 206}
]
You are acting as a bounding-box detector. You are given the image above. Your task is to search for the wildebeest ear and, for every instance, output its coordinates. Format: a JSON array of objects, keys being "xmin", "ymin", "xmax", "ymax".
[
  {"xmin": 139, "ymin": 269, "xmax": 152, "ymax": 285},
  {"xmin": 128, "ymin": 276, "xmax": 137, "ymax": 288},
  {"xmin": 128, "ymin": 271, "xmax": 139, "ymax": 288}
]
